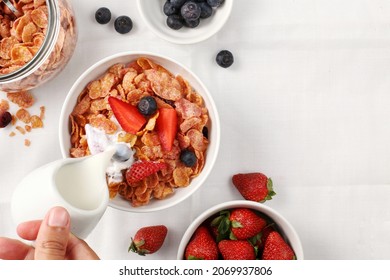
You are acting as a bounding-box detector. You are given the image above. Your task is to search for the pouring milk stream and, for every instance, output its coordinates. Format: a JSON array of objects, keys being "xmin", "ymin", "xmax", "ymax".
[{"xmin": 11, "ymin": 145, "xmax": 127, "ymax": 239}]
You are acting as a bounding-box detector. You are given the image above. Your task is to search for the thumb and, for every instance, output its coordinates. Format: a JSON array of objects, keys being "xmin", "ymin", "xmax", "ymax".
[{"xmin": 34, "ymin": 207, "xmax": 70, "ymax": 260}]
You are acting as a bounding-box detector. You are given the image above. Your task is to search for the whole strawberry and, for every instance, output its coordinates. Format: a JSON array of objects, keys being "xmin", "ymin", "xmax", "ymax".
[
  {"xmin": 262, "ymin": 231, "xmax": 296, "ymax": 260},
  {"xmin": 232, "ymin": 172, "xmax": 276, "ymax": 202},
  {"xmin": 218, "ymin": 240, "xmax": 256, "ymax": 260},
  {"xmin": 185, "ymin": 225, "xmax": 218, "ymax": 260},
  {"xmin": 126, "ymin": 161, "xmax": 167, "ymax": 184},
  {"xmin": 250, "ymin": 224, "xmax": 275, "ymax": 252},
  {"xmin": 230, "ymin": 208, "xmax": 267, "ymax": 240},
  {"xmin": 129, "ymin": 225, "xmax": 168, "ymax": 255}
]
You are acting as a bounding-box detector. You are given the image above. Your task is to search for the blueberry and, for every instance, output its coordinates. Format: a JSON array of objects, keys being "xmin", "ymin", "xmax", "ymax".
[
  {"xmin": 181, "ymin": 1, "xmax": 201, "ymax": 21},
  {"xmin": 199, "ymin": 2, "xmax": 213, "ymax": 19},
  {"xmin": 114, "ymin": 16, "xmax": 133, "ymax": 34},
  {"xmin": 184, "ymin": 18, "xmax": 200, "ymax": 28},
  {"xmin": 0, "ymin": 111, "xmax": 12, "ymax": 128},
  {"xmin": 137, "ymin": 96, "xmax": 158, "ymax": 116},
  {"xmin": 180, "ymin": 150, "xmax": 197, "ymax": 167},
  {"xmin": 95, "ymin": 7, "xmax": 111, "ymax": 24},
  {"xmin": 170, "ymin": 0, "xmax": 187, "ymax": 8},
  {"xmin": 167, "ymin": 14, "xmax": 184, "ymax": 30},
  {"xmin": 207, "ymin": 0, "xmax": 225, "ymax": 8},
  {"xmin": 113, "ymin": 144, "xmax": 132, "ymax": 162},
  {"xmin": 216, "ymin": 50, "xmax": 234, "ymax": 68},
  {"xmin": 163, "ymin": 1, "xmax": 178, "ymax": 16}
]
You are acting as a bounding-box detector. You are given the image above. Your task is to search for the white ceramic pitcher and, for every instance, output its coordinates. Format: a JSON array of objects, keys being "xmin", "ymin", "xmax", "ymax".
[{"xmin": 11, "ymin": 147, "xmax": 116, "ymax": 239}]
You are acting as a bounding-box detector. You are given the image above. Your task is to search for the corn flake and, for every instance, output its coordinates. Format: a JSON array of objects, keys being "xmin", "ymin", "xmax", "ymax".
[
  {"xmin": 7, "ymin": 91, "xmax": 34, "ymax": 108},
  {"xmin": 30, "ymin": 115, "xmax": 43, "ymax": 128}
]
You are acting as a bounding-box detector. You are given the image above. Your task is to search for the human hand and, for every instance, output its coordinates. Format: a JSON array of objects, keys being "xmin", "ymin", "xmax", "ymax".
[{"xmin": 0, "ymin": 206, "xmax": 99, "ymax": 260}]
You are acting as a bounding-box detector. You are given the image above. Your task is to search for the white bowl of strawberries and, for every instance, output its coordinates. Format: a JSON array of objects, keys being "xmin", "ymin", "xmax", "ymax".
[
  {"xmin": 177, "ymin": 200, "xmax": 304, "ymax": 260},
  {"xmin": 59, "ymin": 51, "xmax": 220, "ymax": 212}
]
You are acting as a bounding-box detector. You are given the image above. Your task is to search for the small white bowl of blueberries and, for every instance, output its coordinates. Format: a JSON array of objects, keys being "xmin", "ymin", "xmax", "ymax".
[{"xmin": 137, "ymin": 0, "xmax": 234, "ymax": 44}]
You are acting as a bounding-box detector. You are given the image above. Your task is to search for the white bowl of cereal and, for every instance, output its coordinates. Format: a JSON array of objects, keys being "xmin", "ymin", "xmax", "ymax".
[
  {"xmin": 137, "ymin": 0, "xmax": 234, "ymax": 44},
  {"xmin": 59, "ymin": 51, "xmax": 220, "ymax": 212}
]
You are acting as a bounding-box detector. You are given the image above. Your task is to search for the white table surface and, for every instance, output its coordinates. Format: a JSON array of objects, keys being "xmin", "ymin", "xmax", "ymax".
[{"xmin": 2, "ymin": 0, "xmax": 390, "ymax": 260}]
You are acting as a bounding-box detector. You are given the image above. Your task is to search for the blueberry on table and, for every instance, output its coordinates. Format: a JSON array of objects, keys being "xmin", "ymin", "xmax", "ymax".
[
  {"xmin": 0, "ymin": 111, "xmax": 12, "ymax": 128},
  {"xmin": 181, "ymin": 1, "xmax": 201, "ymax": 21},
  {"xmin": 95, "ymin": 7, "xmax": 111, "ymax": 24},
  {"xmin": 180, "ymin": 150, "xmax": 198, "ymax": 167},
  {"xmin": 216, "ymin": 50, "xmax": 234, "ymax": 68},
  {"xmin": 163, "ymin": 1, "xmax": 178, "ymax": 16},
  {"xmin": 114, "ymin": 16, "xmax": 133, "ymax": 34},
  {"xmin": 137, "ymin": 96, "xmax": 158, "ymax": 116},
  {"xmin": 167, "ymin": 14, "xmax": 184, "ymax": 30},
  {"xmin": 207, "ymin": 0, "xmax": 225, "ymax": 8},
  {"xmin": 199, "ymin": 2, "xmax": 213, "ymax": 19}
]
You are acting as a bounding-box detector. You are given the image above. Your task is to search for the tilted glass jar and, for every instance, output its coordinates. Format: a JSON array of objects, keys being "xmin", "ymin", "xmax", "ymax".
[{"xmin": 0, "ymin": 0, "xmax": 77, "ymax": 92}]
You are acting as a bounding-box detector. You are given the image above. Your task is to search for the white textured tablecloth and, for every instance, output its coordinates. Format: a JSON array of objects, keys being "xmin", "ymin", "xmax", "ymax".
[{"xmin": 2, "ymin": 0, "xmax": 390, "ymax": 260}]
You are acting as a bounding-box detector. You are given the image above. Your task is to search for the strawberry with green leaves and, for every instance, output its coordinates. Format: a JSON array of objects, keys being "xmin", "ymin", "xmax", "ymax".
[
  {"xmin": 262, "ymin": 231, "xmax": 296, "ymax": 260},
  {"xmin": 218, "ymin": 240, "xmax": 256, "ymax": 260},
  {"xmin": 184, "ymin": 225, "xmax": 218, "ymax": 260},
  {"xmin": 232, "ymin": 172, "xmax": 276, "ymax": 202},
  {"xmin": 229, "ymin": 208, "xmax": 267, "ymax": 240},
  {"xmin": 126, "ymin": 161, "xmax": 167, "ymax": 184},
  {"xmin": 129, "ymin": 225, "xmax": 168, "ymax": 255},
  {"xmin": 250, "ymin": 224, "xmax": 275, "ymax": 252},
  {"xmin": 108, "ymin": 96, "xmax": 147, "ymax": 134}
]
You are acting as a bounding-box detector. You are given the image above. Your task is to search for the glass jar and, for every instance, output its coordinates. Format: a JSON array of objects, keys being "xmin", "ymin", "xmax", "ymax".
[{"xmin": 0, "ymin": 0, "xmax": 77, "ymax": 92}]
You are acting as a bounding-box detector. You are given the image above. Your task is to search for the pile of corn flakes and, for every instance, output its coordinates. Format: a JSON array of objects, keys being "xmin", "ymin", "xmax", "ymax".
[
  {"xmin": 0, "ymin": 0, "xmax": 76, "ymax": 91},
  {"xmin": 0, "ymin": 90, "xmax": 45, "ymax": 146},
  {"xmin": 69, "ymin": 57, "xmax": 210, "ymax": 207},
  {"xmin": 0, "ymin": 0, "xmax": 48, "ymax": 74}
]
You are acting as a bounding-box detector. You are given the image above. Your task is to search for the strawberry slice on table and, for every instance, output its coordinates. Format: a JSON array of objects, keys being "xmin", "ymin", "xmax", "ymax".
[
  {"xmin": 125, "ymin": 161, "xmax": 167, "ymax": 184},
  {"xmin": 232, "ymin": 172, "xmax": 276, "ymax": 202},
  {"xmin": 108, "ymin": 96, "xmax": 146, "ymax": 134},
  {"xmin": 218, "ymin": 240, "xmax": 256, "ymax": 260},
  {"xmin": 128, "ymin": 225, "xmax": 168, "ymax": 255},
  {"xmin": 262, "ymin": 231, "xmax": 296, "ymax": 260},
  {"xmin": 156, "ymin": 107, "xmax": 177, "ymax": 151},
  {"xmin": 184, "ymin": 225, "xmax": 218, "ymax": 260}
]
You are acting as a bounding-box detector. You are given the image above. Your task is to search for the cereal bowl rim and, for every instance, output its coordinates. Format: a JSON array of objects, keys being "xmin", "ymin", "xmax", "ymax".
[
  {"xmin": 59, "ymin": 51, "xmax": 221, "ymax": 213},
  {"xmin": 137, "ymin": 0, "xmax": 234, "ymax": 44},
  {"xmin": 176, "ymin": 200, "xmax": 304, "ymax": 260}
]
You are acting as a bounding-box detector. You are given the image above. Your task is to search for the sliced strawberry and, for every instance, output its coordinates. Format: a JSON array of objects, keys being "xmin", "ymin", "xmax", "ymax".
[
  {"xmin": 108, "ymin": 96, "xmax": 146, "ymax": 134},
  {"xmin": 126, "ymin": 161, "xmax": 167, "ymax": 184},
  {"xmin": 156, "ymin": 107, "xmax": 177, "ymax": 151}
]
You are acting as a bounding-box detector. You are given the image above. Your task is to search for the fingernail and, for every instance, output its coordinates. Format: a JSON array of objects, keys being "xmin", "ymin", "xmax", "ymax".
[{"xmin": 47, "ymin": 207, "xmax": 69, "ymax": 227}]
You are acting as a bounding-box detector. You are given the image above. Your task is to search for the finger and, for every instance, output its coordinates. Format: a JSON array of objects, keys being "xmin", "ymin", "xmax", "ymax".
[
  {"xmin": 34, "ymin": 206, "xmax": 70, "ymax": 260},
  {"xmin": 0, "ymin": 237, "xmax": 34, "ymax": 260},
  {"xmin": 66, "ymin": 234, "xmax": 100, "ymax": 260},
  {"xmin": 17, "ymin": 220, "xmax": 42, "ymax": 240}
]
